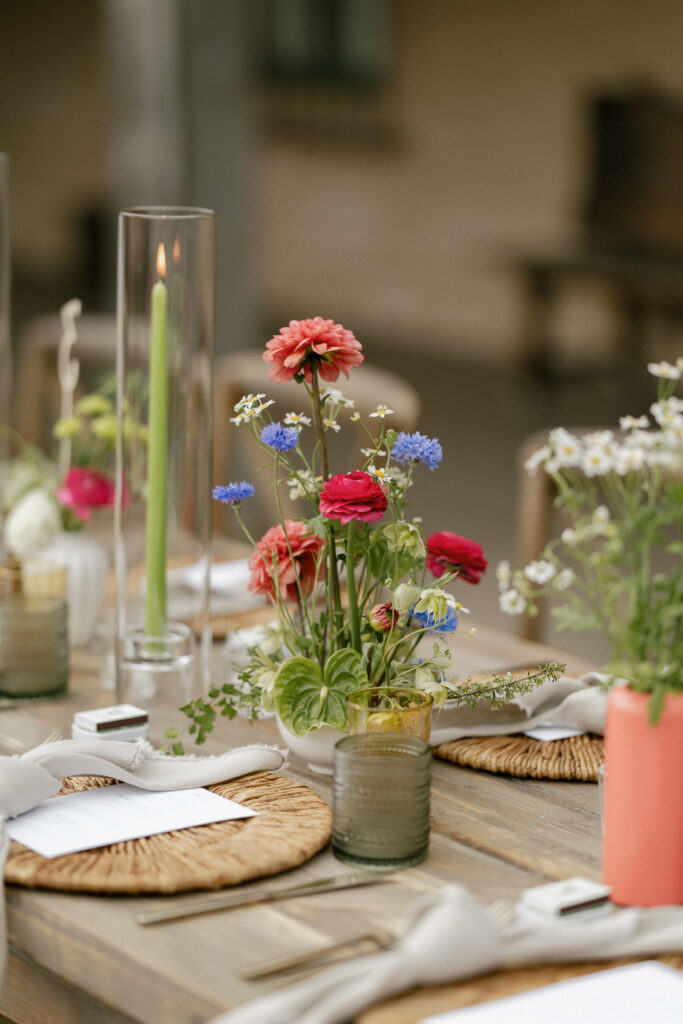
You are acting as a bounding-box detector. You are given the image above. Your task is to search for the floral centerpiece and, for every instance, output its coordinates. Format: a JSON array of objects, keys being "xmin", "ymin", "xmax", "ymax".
[
  {"xmin": 174, "ymin": 317, "xmax": 561, "ymax": 751},
  {"xmin": 497, "ymin": 358, "xmax": 683, "ymax": 722}
]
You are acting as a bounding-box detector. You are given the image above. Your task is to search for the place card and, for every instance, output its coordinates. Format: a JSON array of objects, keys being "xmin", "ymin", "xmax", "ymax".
[
  {"xmin": 418, "ymin": 961, "xmax": 683, "ymax": 1023},
  {"xmin": 523, "ymin": 724, "xmax": 586, "ymax": 741},
  {"xmin": 8, "ymin": 784, "xmax": 258, "ymax": 858}
]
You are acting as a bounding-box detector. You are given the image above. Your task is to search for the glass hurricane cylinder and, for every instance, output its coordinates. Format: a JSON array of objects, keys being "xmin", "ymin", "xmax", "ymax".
[
  {"xmin": 0, "ymin": 154, "xmax": 11, "ymax": 445},
  {"xmin": 114, "ymin": 207, "xmax": 216, "ymax": 701}
]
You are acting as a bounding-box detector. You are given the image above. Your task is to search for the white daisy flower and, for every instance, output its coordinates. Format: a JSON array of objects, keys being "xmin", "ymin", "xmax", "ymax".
[
  {"xmin": 234, "ymin": 393, "xmax": 266, "ymax": 412},
  {"xmin": 361, "ymin": 447, "xmax": 388, "ymax": 458},
  {"xmin": 524, "ymin": 445, "xmax": 550, "ymax": 475},
  {"xmin": 367, "ymin": 464, "xmax": 389, "ymax": 481},
  {"xmin": 614, "ymin": 446, "xmax": 646, "ymax": 474},
  {"xmin": 651, "ymin": 399, "xmax": 683, "ymax": 428},
  {"xmin": 549, "ymin": 428, "xmax": 582, "ymax": 467},
  {"xmin": 230, "ymin": 413, "xmax": 246, "ymax": 425},
  {"xmin": 350, "ymin": 412, "xmax": 361, "ymax": 422},
  {"xmin": 625, "ymin": 428, "xmax": 658, "ymax": 449},
  {"xmin": 582, "ymin": 446, "xmax": 613, "ymax": 476},
  {"xmin": 648, "ymin": 361, "xmax": 680, "ymax": 380},
  {"xmin": 554, "ymin": 568, "xmax": 575, "ymax": 591},
  {"xmin": 561, "ymin": 528, "xmax": 579, "ymax": 546},
  {"xmin": 619, "ymin": 415, "xmax": 649, "ymax": 431},
  {"xmin": 323, "ymin": 418, "xmax": 341, "ymax": 432},
  {"xmin": 284, "ymin": 412, "xmax": 312, "ymax": 429},
  {"xmin": 500, "ymin": 589, "xmax": 527, "ymax": 616},
  {"xmin": 524, "ymin": 560, "xmax": 556, "ymax": 584},
  {"xmin": 369, "ymin": 404, "xmax": 394, "ymax": 418},
  {"xmin": 496, "ymin": 560, "xmax": 511, "ymax": 590},
  {"xmin": 321, "ymin": 387, "xmax": 355, "ymax": 408}
]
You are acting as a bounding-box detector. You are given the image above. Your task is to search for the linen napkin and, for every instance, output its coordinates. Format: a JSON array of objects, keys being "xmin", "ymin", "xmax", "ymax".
[
  {"xmin": 209, "ymin": 885, "xmax": 683, "ymax": 1024},
  {"xmin": 430, "ymin": 672, "xmax": 611, "ymax": 744},
  {"xmin": 0, "ymin": 737, "xmax": 285, "ymax": 985}
]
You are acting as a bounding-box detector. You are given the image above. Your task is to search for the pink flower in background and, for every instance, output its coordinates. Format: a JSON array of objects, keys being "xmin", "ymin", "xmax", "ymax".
[
  {"xmin": 264, "ymin": 317, "xmax": 364, "ymax": 384},
  {"xmin": 57, "ymin": 467, "xmax": 115, "ymax": 523},
  {"xmin": 320, "ymin": 471, "xmax": 388, "ymax": 524},
  {"xmin": 248, "ymin": 519, "xmax": 324, "ymax": 602}
]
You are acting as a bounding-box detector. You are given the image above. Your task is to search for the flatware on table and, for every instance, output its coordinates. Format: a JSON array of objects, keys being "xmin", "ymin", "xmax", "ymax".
[
  {"xmin": 241, "ymin": 928, "xmax": 395, "ymax": 980},
  {"xmin": 136, "ymin": 870, "xmax": 395, "ymax": 925}
]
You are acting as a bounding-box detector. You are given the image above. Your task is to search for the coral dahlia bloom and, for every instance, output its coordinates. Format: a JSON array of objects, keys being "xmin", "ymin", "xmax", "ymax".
[
  {"xmin": 427, "ymin": 531, "xmax": 488, "ymax": 584},
  {"xmin": 248, "ymin": 519, "xmax": 324, "ymax": 602},
  {"xmin": 263, "ymin": 317, "xmax": 363, "ymax": 385},
  {"xmin": 319, "ymin": 471, "xmax": 388, "ymax": 524}
]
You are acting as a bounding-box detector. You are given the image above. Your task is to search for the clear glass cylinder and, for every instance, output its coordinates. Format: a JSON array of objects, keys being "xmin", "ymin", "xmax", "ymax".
[
  {"xmin": 346, "ymin": 686, "xmax": 433, "ymax": 741},
  {"xmin": 0, "ymin": 562, "xmax": 68, "ymax": 697},
  {"xmin": 114, "ymin": 207, "xmax": 216, "ymax": 700}
]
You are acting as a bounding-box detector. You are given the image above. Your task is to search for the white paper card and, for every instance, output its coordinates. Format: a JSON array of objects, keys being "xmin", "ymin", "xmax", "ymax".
[
  {"xmin": 523, "ymin": 724, "xmax": 586, "ymax": 741},
  {"xmin": 418, "ymin": 961, "xmax": 683, "ymax": 1023},
  {"xmin": 8, "ymin": 784, "xmax": 258, "ymax": 858}
]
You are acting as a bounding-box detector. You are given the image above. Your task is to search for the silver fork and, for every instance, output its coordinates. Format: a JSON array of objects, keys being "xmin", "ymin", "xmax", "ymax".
[{"xmin": 241, "ymin": 928, "xmax": 395, "ymax": 981}]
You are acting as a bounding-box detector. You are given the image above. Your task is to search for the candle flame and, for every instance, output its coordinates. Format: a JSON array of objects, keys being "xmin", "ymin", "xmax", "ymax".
[
  {"xmin": 172, "ymin": 238, "xmax": 180, "ymax": 264},
  {"xmin": 156, "ymin": 243, "xmax": 167, "ymax": 280}
]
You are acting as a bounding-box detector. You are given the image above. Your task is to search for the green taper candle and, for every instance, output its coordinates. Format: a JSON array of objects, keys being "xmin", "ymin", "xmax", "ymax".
[{"xmin": 145, "ymin": 243, "xmax": 168, "ymax": 637}]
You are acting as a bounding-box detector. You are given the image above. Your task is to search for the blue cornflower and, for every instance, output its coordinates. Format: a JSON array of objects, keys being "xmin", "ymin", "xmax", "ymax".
[
  {"xmin": 410, "ymin": 606, "xmax": 458, "ymax": 635},
  {"xmin": 391, "ymin": 431, "xmax": 443, "ymax": 470},
  {"xmin": 213, "ymin": 481, "xmax": 255, "ymax": 505},
  {"xmin": 260, "ymin": 422, "xmax": 299, "ymax": 452}
]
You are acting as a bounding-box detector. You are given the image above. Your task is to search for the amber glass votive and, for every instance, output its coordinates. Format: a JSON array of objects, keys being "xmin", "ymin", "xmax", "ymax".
[
  {"xmin": 332, "ymin": 733, "xmax": 431, "ymax": 868},
  {"xmin": 346, "ymin": 686, "xmax": 433, "ymax": 741},
  {"xmin": 0, "ymin": 562, "xmax": 68, "ymax": 697}
]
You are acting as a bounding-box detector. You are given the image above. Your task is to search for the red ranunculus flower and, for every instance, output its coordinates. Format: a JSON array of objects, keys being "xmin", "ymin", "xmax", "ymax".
[
  {"xmin": 319, "ymin": 471, "xmax": 388, "ymax": 525},
  {"xmin": 57, "ymin": 467, "xmax": 116, "ymax": 523},
  {"xmin": 263, "ymin": 316, "xmax": 364, "ymax": 385},
  {"xmin": 248, "ymin": 519, "xmax": 324, "ymax": 602},
  {"xmin": 427, "ymin": 531, "xmax": 488, "ymax": 584}
]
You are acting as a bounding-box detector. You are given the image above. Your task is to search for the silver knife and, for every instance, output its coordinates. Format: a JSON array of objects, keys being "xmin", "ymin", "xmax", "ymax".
[{"xmin": 136, "ymin": 870, "xmax": 394, "ymax": 925}]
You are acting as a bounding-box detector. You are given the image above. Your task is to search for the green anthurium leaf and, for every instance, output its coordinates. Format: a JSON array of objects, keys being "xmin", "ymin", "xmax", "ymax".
[{"xmin": 274, "ymin": 649, "xmax": 368, "ymax": 736}]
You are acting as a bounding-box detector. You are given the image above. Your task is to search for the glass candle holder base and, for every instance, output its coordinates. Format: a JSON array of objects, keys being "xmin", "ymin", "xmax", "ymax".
[
  {"xmin": 332, "ymin": 734, "xmax": 431, "ymax": 869},
  {"xmin": 0, "ymin": 563, "xmax": 68, "ymax": 698},
  {"xmin": 121, "ymin": 623, "xmax": 195, "ymax": 709}
]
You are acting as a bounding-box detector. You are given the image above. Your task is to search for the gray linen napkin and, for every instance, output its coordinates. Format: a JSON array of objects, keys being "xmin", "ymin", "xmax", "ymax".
[
  {"xmin": 430, "ymin": 672, "xmax": 611, "ymax": 744},
  {"xmin": 209, "ymin": 885, "xmax": 683, "ymax": 1024},
  {"xmin": 0, "ymin": 737, "xmax": 285, "ymax": 985}
]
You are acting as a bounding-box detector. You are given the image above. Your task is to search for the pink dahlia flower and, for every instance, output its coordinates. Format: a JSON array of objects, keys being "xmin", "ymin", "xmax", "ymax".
[
  {"xmin": 263, "ymin": 317, "xmax": 363, "ymax": 384},
  {"xmin": 248, "ymin": 519, "xmax": 324, "ymax": 602}
]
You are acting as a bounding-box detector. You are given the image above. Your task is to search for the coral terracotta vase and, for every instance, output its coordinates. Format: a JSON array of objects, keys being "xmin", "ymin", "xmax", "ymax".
[{"xmin": 602, "ymin": 685, "xmax": 683, "ymax": 906}]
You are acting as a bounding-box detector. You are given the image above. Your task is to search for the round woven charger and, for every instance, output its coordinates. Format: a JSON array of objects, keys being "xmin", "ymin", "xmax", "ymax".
[
  {"xmin": 6, "ymin": 771, "xmax": 332, "ymax": 894},
  {"xmin": 433, "ymin": 733, "xmax": 604, "ymax": 781}
]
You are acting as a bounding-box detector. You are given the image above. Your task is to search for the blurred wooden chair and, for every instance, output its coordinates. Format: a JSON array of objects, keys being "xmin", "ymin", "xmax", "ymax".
[{"xmin": 213, "ymin": 349, "xmax": 421, "ymax": 533}]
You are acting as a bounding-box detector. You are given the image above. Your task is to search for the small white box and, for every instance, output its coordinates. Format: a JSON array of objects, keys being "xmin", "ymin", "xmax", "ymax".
[
  {"xmin": 72, "ymin": 704, "xmax": 149, "ymax": 743},
  {"xmin": 519, "ymin": 877, "xmax": 612, "ymax": 917}
]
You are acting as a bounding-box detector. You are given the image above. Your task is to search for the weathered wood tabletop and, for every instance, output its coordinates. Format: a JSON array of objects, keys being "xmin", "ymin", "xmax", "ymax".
[{"xmin": 1, "ymin": 623, "xmax": 603, "ymax": 1024}]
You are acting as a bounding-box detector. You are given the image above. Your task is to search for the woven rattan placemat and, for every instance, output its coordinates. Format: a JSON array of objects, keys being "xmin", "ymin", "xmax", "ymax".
[
  {"xmin": 6, "ymin": 770, "xmax": 332, "ymax": 894},
  {"xmin": 433, "ymin": 733, "xmax": 604, "ymax": 781}
]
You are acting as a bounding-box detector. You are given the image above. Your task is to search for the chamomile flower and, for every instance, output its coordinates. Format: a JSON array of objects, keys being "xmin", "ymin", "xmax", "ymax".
[
  {"xmin": 350, "ymin": 411, "xmax": 361, "ymax": 422},
  {"xmin": 648, "ymin": 361, "xmax": 680, "ymax": 380},
  {"xmin": 554, "ymin": 568, "xmax": 575, "ymax": 591},
  {"xmin": 561, "ymin": 528, "xmax": 580, "ymax": 546},
  {"xmin": 620, "ymin": 415, "xmax": 649, "ymax": 431},
  {"xmin": 524, "ymin": 560, "xmax": 556, "ymax": 584},
  {"xmin": 284, "ymin": 412, "xmax": 312, "ymax": 430},
  {"xmin": 524, "ymin": 445, "xmax": 550, "ymax": 474},
  {"xmin": 651, "ymin": 398, "xmax": 683, "ymax": 428},
  {"xmin": 549, "ymin": 428, "xmax": 581, "ymax": 467},
  {"xmin": 499, "ymin": 589, "xmax": 527, "ymax": 615},
  {"xmin": 321, "ymin": 387, "xmax": 355, "ymax": 408},
  {"xmin": 496, "ymin": 560, "xmax": 511, "ymax": 590},
  {"xmin": 582, "ymin": 446, "xmax": 613, "ymax": 477},
  {"xmin": 234, "ymin": 393, "xmax": 266, "ymax": 412},
  {"xmin": 369, "ymin": 404, "xmax": 394, "ymax": 419},
  {"xmin": 361, "ymin": 447, "xmax": 388, "ymax": 458},
  {"xmin": 367, "ymin": 464, "xmax": 389, "ymax": 482},
  {"xmin": 615, "ymin": 446, "xmax": 646, "ymax": 475},
  {"xmin": 322, "ymin": 418, "xmax": 341, "ymax": 432}
]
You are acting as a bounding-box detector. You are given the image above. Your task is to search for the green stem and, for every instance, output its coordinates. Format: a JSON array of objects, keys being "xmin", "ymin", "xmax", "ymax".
[{"xmin": 346, "ymin": 521, "xmax": 362, "ymax": 653}]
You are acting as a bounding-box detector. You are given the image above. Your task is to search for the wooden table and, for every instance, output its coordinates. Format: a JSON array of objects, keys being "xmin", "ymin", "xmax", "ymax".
[{"xmin": 1, "ymin": 624, "xmax": 604, "ymax": 1024}]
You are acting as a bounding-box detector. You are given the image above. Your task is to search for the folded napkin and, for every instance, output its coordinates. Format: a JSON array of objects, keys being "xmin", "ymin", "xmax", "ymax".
[
  {"xmin": 0, "ymin": 737, "xmax": 285, "ymax": 986},
  {"xmin": 209, "ymin": 884, "xmax": 683, "ymax": 1024},
  {"xmin": 430, "ymin": 672, "xmax": 611, "ymax": 744}
]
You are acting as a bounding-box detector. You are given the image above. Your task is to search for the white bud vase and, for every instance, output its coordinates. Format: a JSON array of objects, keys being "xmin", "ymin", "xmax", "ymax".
[
  {"xmin": 275, "ymin": 714, "xmax": 346, "ymax": 775},
  {"xmin": 40, "ymin": 531, "xmax": 109, "ymax": 646}
]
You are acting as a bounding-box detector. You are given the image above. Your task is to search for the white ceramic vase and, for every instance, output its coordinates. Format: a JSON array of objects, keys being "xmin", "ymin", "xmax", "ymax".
[
  {"xmin": 40, "ymin": 531, "xmax": 109, "ymax": 646},
  {"xmin": 275, "ymin": 715, "xmax": 346, "ymax": 775}
]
